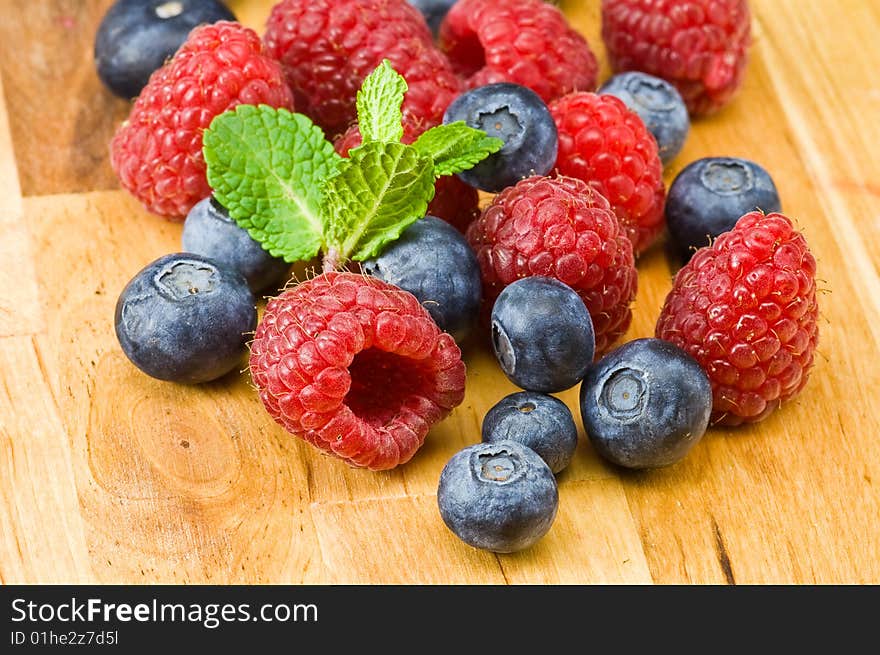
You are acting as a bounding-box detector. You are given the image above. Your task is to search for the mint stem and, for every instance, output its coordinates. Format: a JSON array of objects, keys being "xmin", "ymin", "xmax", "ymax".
[{"xmin": 322, "ymin": 248, "xmax": 341, "ymax": 273}]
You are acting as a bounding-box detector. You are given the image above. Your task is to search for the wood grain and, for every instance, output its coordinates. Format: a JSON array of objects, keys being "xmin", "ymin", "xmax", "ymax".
[
  {"xmin": 1, "ymin": 0, "xmax": 878, "ymax": 585},
  {"xmin": 0, "ymin": 337, "xmax": 90, "ymax": 584},
  {"xmin": 0, "ymin": 0, "xmax": 129, "ymax": 196}
]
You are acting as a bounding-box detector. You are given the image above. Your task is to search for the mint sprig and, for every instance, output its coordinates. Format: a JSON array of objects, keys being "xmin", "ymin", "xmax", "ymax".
[
  {"xmin": 413, "ymin": 121, "xmax": 505, "ymax": 177},
  {"xmin": 323, "ymin": 142, "xmax": 435, "ymax": 263},
  {"xmin": 355, "ymin": 60, "xmax": 407, "ymax": 144},
  {"xmin": 203, "ymin": 61, "xmax": 503, "ymax": 270},
  {"xmin": 203, "ymin": 105, "xmax": 341, "ymax": 263}
]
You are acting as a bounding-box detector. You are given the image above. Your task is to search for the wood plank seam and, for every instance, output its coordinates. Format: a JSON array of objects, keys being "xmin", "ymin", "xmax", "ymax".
[{"xmin": 0, "ymin": 72, "xmax": 22, "ymax": 217}]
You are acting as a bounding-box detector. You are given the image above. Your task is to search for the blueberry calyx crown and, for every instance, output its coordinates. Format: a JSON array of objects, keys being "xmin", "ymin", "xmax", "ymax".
[
  {"xmin": 153, "ymin": 260, "xmax": 218, "ymax": 300},
  {"xmin": 474, "ymin": 447, "xmax": 524, "ymax": 485},
  {"xmin": 491, "ymin": 320, "xmax": 516, "ymax": 375},
  {"xmin": 517, "ymin": 401, "xmax": 536, "ymax": 413},
  {"xmin": 599, "ymin": 367, "xmax": 648, "ymax": 422},
  {"xmin": 476, "ymin": 107, "xmax": 524, "ymax": 152},
  {"xmin": 154, "ymin": 1, "xmax": 184, "ymax": 19},
  {"xmin": 625, "ymin": 75, "xmax": 678, "ymax": 112},
  {"xmin": 700, "ymin": 159, "xmax": 755, "ymax": 196}
]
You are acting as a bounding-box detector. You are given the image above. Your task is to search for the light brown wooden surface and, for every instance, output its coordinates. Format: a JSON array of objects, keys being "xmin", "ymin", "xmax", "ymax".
[{"xmin": 1, "ymin": 0, "xmax": 878, "ymax": 585}]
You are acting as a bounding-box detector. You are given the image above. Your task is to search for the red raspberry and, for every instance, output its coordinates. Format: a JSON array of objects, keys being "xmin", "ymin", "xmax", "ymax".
[
  {"xmin": 249, "ymin": 272, "xmax": 467, "ymax": 470},
  {"xmin": 466, "ymin": 175, "xmax": 637, "ymax": 356},
  {"xmin": 439, "ymin": 0, "xmax": 599, "ymax": 104},
  {"xmin": 601, "ymin": 0, "xmax": 751, "ymax": 116},
  {"xmin": 110, "ymin": 22, "xmax": 294, "ymax": 220},
  {"xmin": 656, "ymin": 212, "xmax": 819, "ymax": 426},
  {"xmin": 335, "ymin": 123, "xmax": 480, "ymax": 233},
  {"xmin": 550, "ymin": 92, "xmax": 666, "ymax": 255},
  {"xmin": 264, "ymin": 0, "xmax": 462, "ymax": 138}
]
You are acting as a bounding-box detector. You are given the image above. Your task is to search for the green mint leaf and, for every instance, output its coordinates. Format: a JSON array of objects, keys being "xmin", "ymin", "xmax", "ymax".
[
  {"xmin": 203, "ymin": 105, "xmax": 342, "ymax": 263},
  {"xmin": 323, "ymin": 142, "xmax": 435, "ymax": 262},
  {"xmin": 412, "ymin": 121, "xmax": 504, "ymax": 177},
  {"xmin": 356, "ymin": 60, "xmax": 407, "ymax": 144}
]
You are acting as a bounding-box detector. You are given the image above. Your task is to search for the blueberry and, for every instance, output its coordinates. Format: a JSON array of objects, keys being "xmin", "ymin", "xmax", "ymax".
[
  {"xmin": 362, "ymin": 216, "xmax": 481, "ymax": 342},
  {"xmin": 599, "ymin": 72, "xmax": 689, "ymax": 166},
  {"xmin": 491, "ymin": 276, "xmax": 595, "ymax": 393},
  {"xmin": 94, "ymin": 0, "xmax": 236, "ymax": 99},
  {"xmin": 182, "ymin": 197, "xmax": 290, "ymax": 293},
  {"xmin": 407, "ymin": 0, "xmax": 456, "ymax": 36},
  {"xmin": 482, "ymin": 391, "xmax": 578, "ymax": 474},
  {"xmin": 443, "ymin": 83, "xmax": 558, "ymax": 193},
  {"xmin": 666, "ymin": 157, "xmax": 782, "ymax": 259},
  {"xmin": 437, "ymin": 440, "xmax": 558, "ymax": 553},
  {"xmin": 579, "ymin": 338, "xmax": 712, "ymax": 469},
  {"xmin": 115, "ymin": 253, "xmax": 256, "ymax": 383}
]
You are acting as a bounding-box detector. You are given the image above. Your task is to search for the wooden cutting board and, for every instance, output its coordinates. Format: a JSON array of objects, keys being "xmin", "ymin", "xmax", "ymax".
[{"xmin": 1, "ymin": 0, "xmax": 878, "ymax": 584}]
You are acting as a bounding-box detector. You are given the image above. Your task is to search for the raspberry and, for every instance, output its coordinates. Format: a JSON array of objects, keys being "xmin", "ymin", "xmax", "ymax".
[
  {"xmin": 601, "ymin": 0, "xmax": 751, "ymax": 116},
  {"xmin": 550, "ymin": 92, "xmax": 666, "ymax": 255},
  {"xmin": 656, "ymin": 211, "xmax": 819, "ymax": 426},
  {"xmin": 249, "ymin": 272, "xmax": 467, "ymax": 470},
  {"xmin": 439, "ymin": 0, "xmax": 599, "ymax": 104},
  {"xmin": 425, "ymin": 176, "xmax": 481, "ymax": 233},
  {"xmin": 335, "ymin": 123, "xmax": 480, "ymax": 233},
  {"xmin": 466, "ymin": 175, "xmax": 637, "ymax": 356},
  {"xmin": 110, "ymin": 22, "xmax": 294, "ymax": 220},
  {"xmin": 264, "ymin": 0, "xmax": 462, "ymax": 138}
]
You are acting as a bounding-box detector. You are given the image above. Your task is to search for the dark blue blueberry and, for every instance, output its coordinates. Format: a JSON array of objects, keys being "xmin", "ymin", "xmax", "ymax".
[
  {"xmin": 362, "ymin": 216, "xmax": 481, "ymax": 342},
  {"xmin": 94, "ymin": 0, "xmax": 236, "ymax": 99},
  {"xmin": 437, "ymin": 440, "xmax": 558, "ymax": 553},
  {"xmin": 599, "ymin": 71, "xmax": 689, "ymax": 166},
  {"xmin": 114, "ymin": 253, "xmax": 256, "ymax": 384},
  {"xmin": 666, "ymin": 157, "xmax": 782, "ymax": 259},
  {"xmin": 443, "ymin": 83, "xmax": 558, "ymax": 193},
  {"xmin": 407, "ymin": 0, "xmax": 456, "ymax": 36},
  {"xmin": 182, "ymin": 197, "xmax": 290, "ymax": 293},
  {"xmin": 579, "ymin": 338, "xmax": 712, "ymax": 469},
  {"xmin": 482, "ymin": 391, "xmax": 578, "ymax": 474},
  {"xmin": 491, "ymin": 276, "xmax": 595, "ymax": 393}
]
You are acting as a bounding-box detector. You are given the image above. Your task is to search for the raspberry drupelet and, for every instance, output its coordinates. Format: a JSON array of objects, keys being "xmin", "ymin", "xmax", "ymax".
[
  {"xmin": 110, "ymin": 21, "xmax": 294, "ymax": 219},
  {"xmin": 656, "ymin": 211, "xmax": 819, "ymax": 426}
]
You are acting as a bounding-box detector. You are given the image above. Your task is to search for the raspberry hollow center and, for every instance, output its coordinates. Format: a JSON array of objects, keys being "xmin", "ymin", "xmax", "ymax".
[
  {"xmin": 445, "ymin": 29, "xmax": 486, "ymax": 79},
  {"xmin": 345, "ymin": 348, "xmax": 436, "ymax": 427}
]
